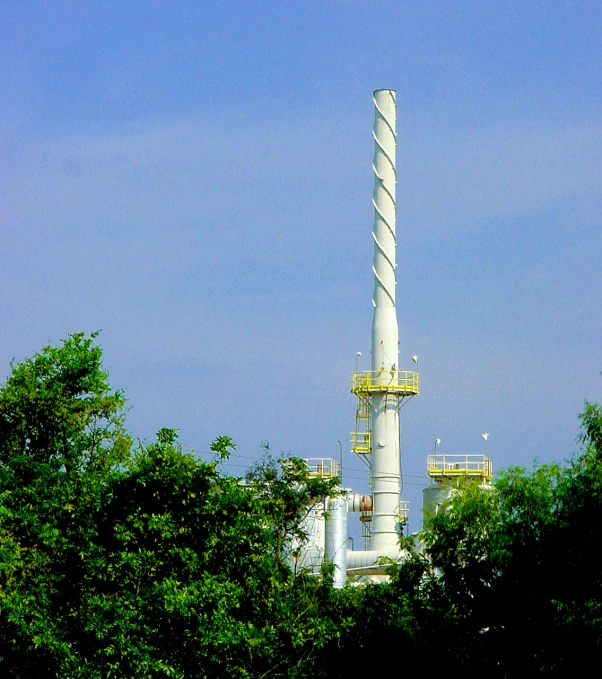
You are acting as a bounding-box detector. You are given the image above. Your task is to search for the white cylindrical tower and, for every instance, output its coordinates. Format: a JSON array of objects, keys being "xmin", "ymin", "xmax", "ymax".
[
  {"xmin": 370, "ymin": 89, "xmax": 400, "ymax": 552},
  {"xmin": 348, "ymin": 89, "xmax": 418, "ymax": 577}
]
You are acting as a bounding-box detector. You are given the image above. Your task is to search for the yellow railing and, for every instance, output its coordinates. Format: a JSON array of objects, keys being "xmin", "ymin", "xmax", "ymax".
[
  {"xmin": 304, "ymin": 458, "xmax": 341, "ymax": 479},
  {"xmin": 398, "ymin": 500, "xmax": 409, "ymax": 524},
  {"xmin": 351, "ymin": 370, "xmax": 419, "ymax": 396},
  {"xmin": 351, "ymin": 431, "xmax": 371, "ymax": 454},
  {"xmin": 360, "ymin": 511, "xmax": 372, "ymax": 548},
  {"xmin": 427, "ymin": 455, "xmax": 492, "ymax": 481}
]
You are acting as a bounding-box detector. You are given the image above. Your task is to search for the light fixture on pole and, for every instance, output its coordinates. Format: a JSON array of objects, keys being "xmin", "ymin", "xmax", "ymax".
[
  {"xmin": 412, "ymin": 355, "xmax": 419, "ymax": 371},
  {"xmin": 482, "ymin": 432, "xmax": 490, "ymax": 457},
  {"xmin": 434, "ymin": 438, "xmax": 441, "ymax": 454},
  {"xmin": 355, "ymin": 351, "xmax": 362, "ymax": 373}
]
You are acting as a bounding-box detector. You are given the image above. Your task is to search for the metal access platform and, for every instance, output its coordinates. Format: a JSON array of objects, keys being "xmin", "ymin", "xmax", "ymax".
[
  {"xmin": 350, "ymin": 369, "xmax": 419, "ymax": 459},
  {"xmin": 351, "ymin": 370, "xmax": 419, "ymax": 396},
  {"xmin": 427, "ymin": 454, "xmax": 492, "ymax": 482},
  {"xmin": 304, "ymin": 458, "xmax": 341, "ymax": 479}
]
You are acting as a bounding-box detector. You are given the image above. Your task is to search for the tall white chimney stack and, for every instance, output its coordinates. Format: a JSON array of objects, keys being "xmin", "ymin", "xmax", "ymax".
[
  {"xmin": 370, "ymin": 89, "xmax": 401, "ymax": 551},
  {"xmin": 348, "ymin": 90, "xmax": 418, "ymax": 575}
]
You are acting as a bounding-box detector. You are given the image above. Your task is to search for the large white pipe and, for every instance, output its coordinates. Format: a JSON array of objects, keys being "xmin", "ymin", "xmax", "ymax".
[
  {"xmin": 346, "ymin": 546, "xmax": 402, "ymax": 569},
  {"xmin": 346, "ymin": 493, "xmax": 372, "ymax": 513},
  {"xmin": 370, "ymin": 89, "xmax": 400, "ymax": 552},
  {"xmin": 346, "ymin": 545, "xmax": 404, "ymax": 576},
  {"xmin": 325, "ymin": 496, "xmax": 348, "ymax": 588}
]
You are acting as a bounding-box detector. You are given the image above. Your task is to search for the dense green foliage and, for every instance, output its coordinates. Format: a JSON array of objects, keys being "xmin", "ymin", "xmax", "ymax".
[
  {"xmin": 0, "ymin": 335, "xmax": 341, "ymax": 677},
  {"xmin": 0, "ymin": 334, "xmax": 601, "ymax": 677},
  {"xmin": 413, "ymin": 401, "xmax": 602, "ymax": 676}
]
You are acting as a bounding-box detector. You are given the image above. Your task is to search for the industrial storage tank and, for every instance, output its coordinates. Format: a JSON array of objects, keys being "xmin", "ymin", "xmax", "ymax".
[
  {"xmin": 422, "ymin": 453, "xmax": 493, "ymax": 527},
  {"xmin": 422, "ymin": 482, "xmax": 455, "ymax": 522}
]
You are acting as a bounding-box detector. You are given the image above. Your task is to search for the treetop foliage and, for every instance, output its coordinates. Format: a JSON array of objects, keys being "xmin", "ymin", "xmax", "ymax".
[{"xmin": 0, "ymin": 332, "xmax": 128, "ymax": 473}]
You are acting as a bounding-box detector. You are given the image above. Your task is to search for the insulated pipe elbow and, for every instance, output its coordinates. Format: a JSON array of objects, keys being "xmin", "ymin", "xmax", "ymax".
[
  {"xmin": 346, "ymin": 493, "xmax": 373, "ymax": 513},
  {"xmin": 346, "ymin": 546, "xmax": 404, "ymax": 570}
]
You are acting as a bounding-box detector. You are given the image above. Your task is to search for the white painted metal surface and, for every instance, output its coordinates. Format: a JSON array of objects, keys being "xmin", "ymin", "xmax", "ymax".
[
  {"xmin": 346, "ymin": 545, "xmax": 405, "ymax": 577},
  {"xmin": 291, "ymin": 500, "xmax": 325, "ymax": 574},
  {"xmin": 370, "ymin": 89, "xmax": 401, "ymax": 552},
  {"xmin": 325, "ymin": 496, "xmax": 348, "ymax": 588},
  {"xmin": 422, "ymin": 483, "xmax": 454, "ymax": 522}
]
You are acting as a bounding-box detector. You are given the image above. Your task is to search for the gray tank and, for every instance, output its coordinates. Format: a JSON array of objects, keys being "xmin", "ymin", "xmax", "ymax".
[{"xmin": 422, "ymin": 482, "xmax": 454, "ymax": 527}]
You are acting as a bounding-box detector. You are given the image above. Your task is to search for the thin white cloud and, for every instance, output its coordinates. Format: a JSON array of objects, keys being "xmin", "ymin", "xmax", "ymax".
[
  {"xmin": 402, "ymin": 120, "xmax": 602, "ymax": 238},
  {"xmin": 4, "ymin": 105, "xmax": 599, "ymax": 252}
]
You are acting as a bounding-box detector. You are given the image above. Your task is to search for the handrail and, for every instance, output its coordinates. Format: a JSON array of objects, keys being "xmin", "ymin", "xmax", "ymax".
[
  {"xmin": 398, "ymin": 500, "xmax": 409, "ymax": 523},
  {"xmin": 351, "ymin": 370, "xmax": 419, "ymax": 395},
  {"xmin": 427, "ymin": 454, "xmax": 492, "ymax": 481},
  {"xmin": 351, "ymin": 431, "xmax": 371, "ymax": 454},
  {"xmin": 304, "ymin": 458, "xmax": 341, "ymax": 479}
]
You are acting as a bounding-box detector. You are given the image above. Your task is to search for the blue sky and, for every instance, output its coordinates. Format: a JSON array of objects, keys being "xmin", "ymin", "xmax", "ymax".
[{"xmin": 1, "ymin": 1, "xmax": 600, "ymax": 531}]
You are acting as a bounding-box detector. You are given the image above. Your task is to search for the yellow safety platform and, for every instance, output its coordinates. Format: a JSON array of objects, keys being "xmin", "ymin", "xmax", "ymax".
[
  {"xmin": 350, "ymin": 369, "xmax": 419, "ymax": 458},
  {"xmin": 351, "ymin": 370, "xmax": 419, "ymax": 396},
  {"xmin": 427, "ymin": 454, "xmax": 492, "ymax": 482},
  {"xmin": 304, "ymin": 458, "xmax": 341, "ymax": 479}
]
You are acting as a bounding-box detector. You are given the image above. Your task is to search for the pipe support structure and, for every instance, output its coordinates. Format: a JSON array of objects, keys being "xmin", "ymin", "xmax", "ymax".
[{"xmin": 325, "ymin": 496, "xmax": 348, "ymax": 589}]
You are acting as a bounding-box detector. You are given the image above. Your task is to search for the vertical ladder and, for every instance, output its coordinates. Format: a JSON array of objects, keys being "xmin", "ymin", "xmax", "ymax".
[{"xmin": 351, "ymin": 389, "xmax": 371, "ymax": 469}]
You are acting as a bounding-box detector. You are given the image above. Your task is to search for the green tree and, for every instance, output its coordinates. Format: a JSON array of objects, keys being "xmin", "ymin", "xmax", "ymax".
[
  {"xmin": 62, "ymin": 434, "xmax": 342, "ymax": 677},
  {"xmin": 4, "ymin": 334, "xmax": 601, "ymax": 677},
  {"xmin": 548, "ymin": 401, "xmax": 602, "ymax": 670},
  {"xmin": 324, "ymin": 404, "xmax": 602, "ymax": 677},
  {"xmin": 0, "ymin": 332, "xmax": 129, "ymax": 472},
  {"xmin": 0, "ymin": 335, "xmax": 344, "ymax": 677},
  {"xmin": 414, "ymin": 402, "xmax": 602, "ymax": 675},
  {"xmin": 244, "ymin": 454, "xmax": 339, "ymax": 569}
]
